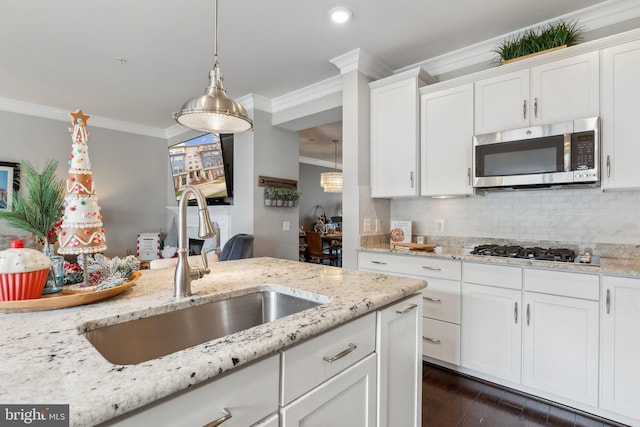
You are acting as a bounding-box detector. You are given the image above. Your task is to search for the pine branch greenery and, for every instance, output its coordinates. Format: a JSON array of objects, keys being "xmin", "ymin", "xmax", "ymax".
[{"xmin": 0, "ymin": 160, "xmax": 65, "ymax": 240}]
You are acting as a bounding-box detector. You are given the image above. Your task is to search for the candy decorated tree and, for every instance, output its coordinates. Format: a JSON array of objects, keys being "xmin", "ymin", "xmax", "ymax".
[{"xmin": 57, "ymin": 110, "xmax": 107, "ymax": 263}]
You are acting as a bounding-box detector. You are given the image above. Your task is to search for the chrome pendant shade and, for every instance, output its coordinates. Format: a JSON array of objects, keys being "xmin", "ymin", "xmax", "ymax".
[
  {"xmin": 173, "ymin": 0, "xmax": 253, "ymax": 134},
  {"xmin": 320, "ymin": 139, "xmax": 343, "ymax": 193}
]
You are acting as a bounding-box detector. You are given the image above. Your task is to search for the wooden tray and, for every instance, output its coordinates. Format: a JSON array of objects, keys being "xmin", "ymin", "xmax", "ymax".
[
  {"xmin": 0, "ymin": 271, "xmax": 141, "ymax": 313},
  {"xmin": 392, "ymin": 243, "xmax": 436, "ymax": 252}
]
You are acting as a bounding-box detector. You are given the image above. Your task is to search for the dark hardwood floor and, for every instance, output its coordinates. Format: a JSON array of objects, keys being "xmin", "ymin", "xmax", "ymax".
[{"xmin": 422, "ymin": 362, "xmax": 629, "ymax": 427}]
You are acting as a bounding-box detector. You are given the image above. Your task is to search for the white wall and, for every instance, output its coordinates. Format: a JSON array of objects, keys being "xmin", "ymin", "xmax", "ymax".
[
  {"xmin": 391, "ymin": 188, "xmax": 640, "ymax": 245},
  {"xmin": 0, "ymin": 110, "xmax": 168, "ymax": 257}
]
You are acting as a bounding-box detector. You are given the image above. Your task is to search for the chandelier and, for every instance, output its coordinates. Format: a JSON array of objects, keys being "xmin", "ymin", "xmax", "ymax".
[{"xmin": 320, "ymin": 139, "xmax": 342, "ymax": 193}]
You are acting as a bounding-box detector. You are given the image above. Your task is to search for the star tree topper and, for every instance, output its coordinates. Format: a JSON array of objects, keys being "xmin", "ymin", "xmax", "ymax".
[{"xmin": 69, "ymin": 109, "xmax": 90, "ymax": 127}]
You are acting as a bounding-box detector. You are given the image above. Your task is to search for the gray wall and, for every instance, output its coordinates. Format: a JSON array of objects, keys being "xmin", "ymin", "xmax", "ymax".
[
  {"xmin": 298, "ymin": 163, "xmax": 342, "ymax": 232},
  {"xmin": 251, "ymin": 109, "xmax": 300, "ymax": 260},
  {"xmin": 0, "ymin": 110, "xmax": 167, "ymax": 257}
]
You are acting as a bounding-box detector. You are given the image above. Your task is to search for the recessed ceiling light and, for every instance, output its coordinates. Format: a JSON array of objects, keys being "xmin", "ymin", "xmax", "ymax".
[{"xmin": 329, "ymin": 7, "xmax": 352, "ymax": 24}]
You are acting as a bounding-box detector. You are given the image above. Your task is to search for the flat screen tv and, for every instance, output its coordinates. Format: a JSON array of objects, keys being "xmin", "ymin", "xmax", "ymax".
[{"xmin": 169, "ymin": 133, "xmax": 234, "ymax": 205}]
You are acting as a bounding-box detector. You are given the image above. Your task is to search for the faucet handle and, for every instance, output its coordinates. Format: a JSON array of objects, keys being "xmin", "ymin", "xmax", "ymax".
[
  {"xmin": 200, "ymin": 249, "xmax": 209, "ymax": 268},
  {"xmin": 200, "ymin": 249, "xmax": 210, "ymax": 273}
]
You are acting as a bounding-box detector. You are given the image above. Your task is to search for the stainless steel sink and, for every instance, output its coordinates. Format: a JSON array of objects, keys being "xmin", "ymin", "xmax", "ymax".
[{"xmin": 84, "ymin": 290, "xmax": 325, "ymax": 365}]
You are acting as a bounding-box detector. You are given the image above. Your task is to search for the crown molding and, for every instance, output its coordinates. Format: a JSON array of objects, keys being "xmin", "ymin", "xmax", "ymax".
[
  {"xmin": 270, "ymin": 76, "xmax": 343, "ymax": 113},
  {"xmin": 330, "ymin": 48, "xmax": 393, "ymax": 80},
  {"xmin": 0, "ymin": 96, "xmax": 167, "ymax": 139}
]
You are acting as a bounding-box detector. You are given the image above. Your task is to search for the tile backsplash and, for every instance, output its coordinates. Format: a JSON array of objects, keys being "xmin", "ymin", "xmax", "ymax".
[{"xmin": 391, "ymin": 187, "xmax": 640, "ymax": 246}]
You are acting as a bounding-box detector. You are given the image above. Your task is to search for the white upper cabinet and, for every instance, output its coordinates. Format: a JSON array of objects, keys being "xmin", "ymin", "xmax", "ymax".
[
  {"xmin": 475, "ymin": 69, "xmax": 529, "ymax": 134},
  {"xmin": 420, "ymin": 83, "xmax": 474, "ymax": 197},
  {"xmin": 370, "ymin": 68, "xmax": 435, "ymax": 198},
  {"xmin": 601, "ymin": 39, "xmax": 640, "ymax": 190},
  {"xmin": 475, "ymin": 52, "xmax": 599, "ymax": 134}
]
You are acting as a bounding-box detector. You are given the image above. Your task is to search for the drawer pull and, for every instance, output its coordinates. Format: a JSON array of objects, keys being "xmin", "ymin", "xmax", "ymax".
[
  {"xmin": 423, "ymin": 297, "xmax": 441, "ymax": 303},
  {"xmin": 421, "ymin": 266, "xmax": 442, "ymax": 271},
  {"xmin": 395, "ymin": 303, "xmax": 418, "ymax": 315},
  {"xmin": 371, "ymin": 260, "xmax": 387, "ymax": 265},
  {"xmin": 606, "ymin": 289, "xmax": 611, "ymax": 314},
  {"xmin": 423, "ymin": 336, "xmax": 441, "ymax": 344},
  {"xmin": 323, "ymin": 343, "xmax": 357, "ymax": 363},
  {"xmin": 203, "ymin": 408, "xmax": 232, "ymax": 427}
]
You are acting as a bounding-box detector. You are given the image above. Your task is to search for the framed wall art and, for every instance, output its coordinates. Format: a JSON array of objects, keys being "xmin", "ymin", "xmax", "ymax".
[{"xmin": 0, "ymin": 161, "xmax": 20, "ymax": 211}]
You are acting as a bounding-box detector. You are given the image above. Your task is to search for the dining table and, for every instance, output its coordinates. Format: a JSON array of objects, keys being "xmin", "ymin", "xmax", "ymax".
[{"xmin": 299, "ymin": 232, "xmax": 342, "ymax": 266}]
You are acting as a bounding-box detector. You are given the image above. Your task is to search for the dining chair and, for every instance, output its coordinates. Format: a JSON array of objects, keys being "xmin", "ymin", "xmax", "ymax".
[
  {"xmin": 219, "ymin": 234, "xmax": 254, "ymax": 261},
  {"xmin": 305, "ymin": 231, "xmax": 338, "ymax": 266}
]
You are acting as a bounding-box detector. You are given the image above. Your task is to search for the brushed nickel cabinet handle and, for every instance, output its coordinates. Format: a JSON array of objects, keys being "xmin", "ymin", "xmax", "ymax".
[
  {"xmin": 423, "ymin": 336, "xmax": 441, "ymax": 344},
  {"xmin": 323, "ymin": 343, "xmax": 357, "ymax": 363},
  {"xmin": 396, "ymin": 303, "xmax": 418, "ymax": 315},
  {"xmin": 534, "ymin": 97, "xmax": 538, "ymax": 117},
  {"xmin": 514, "ymin": 302, "xmax": 518, "ymax": 324},
  {"xmin": 606, "ymin": 289, "xmax": 611, "ymax": 314},
  {"xmin": 607, "ymin": 155, "xmax": 611, "ymax": 178},
  {"xmin": 422, "ymin": 266, "xmax": 442, "ymax": 271},
  {"xmin": 468, "ymin": 167, "xmax": 471, "ymax": 186},
  {"xmin": 203, "ymin": 408, "xmax": 232, "ymax": 427},
  {"xmin": 410, "ymin": 171, "xmax": 414, "ymax": 188},
  {"xmin": 423, "ymin": 297, "xmax": 441, "ymax": 303},
  {"xmin": 371, "ymin": 260, "xmax": 387, "ymax": 265},
  {"xmin": 526, "ymin": 303, "xmax": 531, "ymax": 326},
  {"xmin": 523, "ymin": 100, "xmax": 527, "ymax": 119}
]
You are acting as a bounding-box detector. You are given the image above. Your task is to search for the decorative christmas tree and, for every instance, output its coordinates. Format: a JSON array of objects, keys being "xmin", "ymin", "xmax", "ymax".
[{"xmin": 57, "ymin": 109, "xmax": 107, "ymax": 257}]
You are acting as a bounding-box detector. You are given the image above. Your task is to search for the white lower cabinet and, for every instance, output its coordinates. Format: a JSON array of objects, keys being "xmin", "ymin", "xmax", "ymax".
[
  {"xmin": 281, "ymin": 354, "xmax": 377, "ymax": 427},
  {"xmin": 102, "ymin": 354, "xmax": 279, "ymax": 427},
  {"xmin": 522, "ymin": 269, "xmax": 600, "ymax": 406},
  {"xmin": 358, "ymin": 251, "xmax": 462, "ymax": 366},
  {"xmin": 376, "ymin": 294, "xmax": 422, "ymax": 427},
  {"xmin": 522, "ymin": 291, "xmax": 599, "ymax": 406},
  {"xmin": 601, "ymin": 276, "xmax": 640, "ymax": 423},
  {"xmin": 461, "ymin": 281, "xmax": 522, "ymax": 384}
]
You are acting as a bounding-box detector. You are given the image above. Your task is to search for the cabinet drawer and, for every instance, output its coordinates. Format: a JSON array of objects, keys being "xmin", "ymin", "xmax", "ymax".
[
  {"xmin": 359, "ymin": 251, "xmax": 461, "ymax": 281},
  {"xmin": 463, "ymin": 262, "xmax": 522, "ymax": 290},
  {"xmin": 422, "ymin": 318, "xmax": 460, "ymax": 365},
  {"xmin": 104, "ymin": 354, "xmax": 279, "ymax": 427},
  {"xmin": 524, "ymin": 268, "xmax": 599, "ymax": 300},
  {"xmin": 280, "ymin": 312, "xmax": 376, "ymax": 406},
  {"xmin": 421, "ymin": 278, "xmax": 461, "ymax": 324}
]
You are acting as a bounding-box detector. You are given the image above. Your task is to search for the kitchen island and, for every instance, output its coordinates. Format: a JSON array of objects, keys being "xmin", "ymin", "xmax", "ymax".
[{"xmin": 0, "ymin": 257, "xmax": 426, "ymax": 426}]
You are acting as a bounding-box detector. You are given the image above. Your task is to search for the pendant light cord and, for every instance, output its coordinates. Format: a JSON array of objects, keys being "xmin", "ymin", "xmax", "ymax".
[{"xmin": 214, "ymin": 0, "xmax": 219, "ymax": 65}]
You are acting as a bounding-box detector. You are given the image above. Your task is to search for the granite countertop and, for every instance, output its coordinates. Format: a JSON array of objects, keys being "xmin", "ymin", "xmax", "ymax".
[
  {"xmin": 359, "ymin": 245, "xmax": 640, "ymax": 277},
  {"xmin": 0, "ymin": 257, "xmax": 426, "ymax": 427}
]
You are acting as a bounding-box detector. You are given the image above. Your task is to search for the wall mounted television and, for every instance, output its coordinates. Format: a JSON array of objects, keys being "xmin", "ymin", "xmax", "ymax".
[{"xmin": 168, "ymin": 133, "xmax": 234, "ymax": 206}]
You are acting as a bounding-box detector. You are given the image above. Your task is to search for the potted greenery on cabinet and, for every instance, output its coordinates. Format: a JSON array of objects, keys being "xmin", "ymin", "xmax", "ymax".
[{"xmin": 494, "ymin": 20, "xmax": 582, "ymax": 64}]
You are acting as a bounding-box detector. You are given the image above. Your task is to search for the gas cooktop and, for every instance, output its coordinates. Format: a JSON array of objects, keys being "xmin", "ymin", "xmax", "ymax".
[{"xmin": 470, "ymin": 244, "xmax": 600, "ymax": 266}]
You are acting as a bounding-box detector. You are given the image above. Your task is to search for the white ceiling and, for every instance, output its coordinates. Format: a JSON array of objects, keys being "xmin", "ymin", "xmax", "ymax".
[{"xmin": 0, "ymin": 0, "xmax": 625, "ymax": 161}]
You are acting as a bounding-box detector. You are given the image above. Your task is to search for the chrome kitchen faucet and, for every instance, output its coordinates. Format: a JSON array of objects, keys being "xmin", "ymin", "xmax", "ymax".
[{"xmin": 174, "ymin": 186, "xmax": 216, "ymax": 298}]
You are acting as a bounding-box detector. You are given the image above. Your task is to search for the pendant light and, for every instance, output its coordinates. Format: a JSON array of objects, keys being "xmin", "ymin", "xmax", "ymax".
[
  {"xmin": 173, "ymin": 0, "xmax": 253, "ymax": 134},
  {"xmin": 320, "ymin": 139, "xmax": 343, "ymax": 193}
]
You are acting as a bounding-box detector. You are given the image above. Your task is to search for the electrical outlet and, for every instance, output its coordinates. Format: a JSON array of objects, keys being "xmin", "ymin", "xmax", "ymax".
[
  {"xmin": 435, "ymin": 219, "xmax": 444, "ymax": 233},
  {"xmin": 283, "ymin": 221, "xmax": 290, "ymax": 231},
  {"xmin": 363, "ymin": 218, "xmax": 372, "ymax": 233}
]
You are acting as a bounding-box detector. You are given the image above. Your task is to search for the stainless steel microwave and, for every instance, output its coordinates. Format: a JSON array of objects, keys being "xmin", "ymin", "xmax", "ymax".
[{"xmin": 473, "ymin": 117, "xmax": 600, "ymax": 190}]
